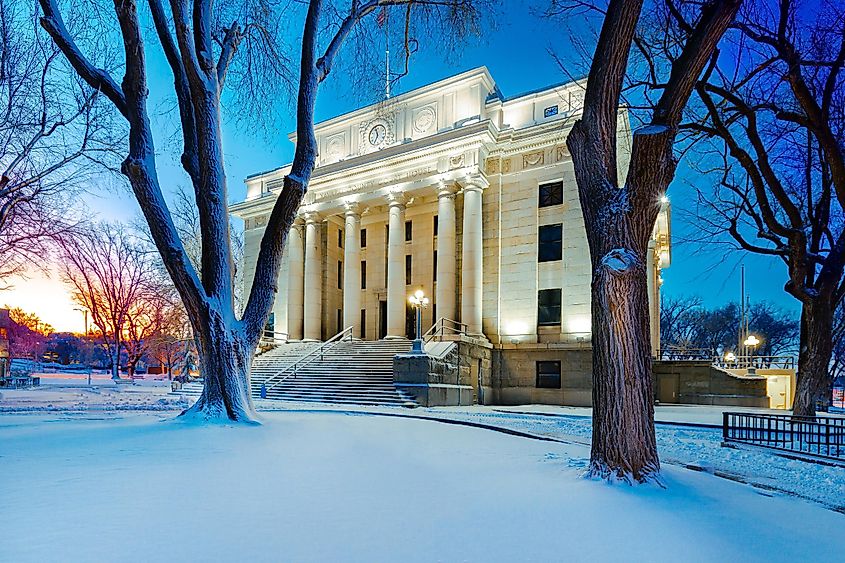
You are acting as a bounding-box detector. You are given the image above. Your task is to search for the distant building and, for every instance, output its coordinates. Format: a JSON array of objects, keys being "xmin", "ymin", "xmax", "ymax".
[{"xmin": 231, "ymin": 67, "xmax": 671, "ymax": 406}]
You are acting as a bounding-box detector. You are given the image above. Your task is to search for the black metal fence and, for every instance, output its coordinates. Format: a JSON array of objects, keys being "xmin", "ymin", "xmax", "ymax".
[{"xmin": 723, "ymin": 412, "xmax": 845, "ymax": 461}]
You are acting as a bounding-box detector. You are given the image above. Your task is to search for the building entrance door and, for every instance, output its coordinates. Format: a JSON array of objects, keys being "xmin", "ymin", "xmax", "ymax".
[
  {"xmin": 405, "ymin": 303, "xmax": 415, "ymax": 339},
  {"xmin": 378, "ymin": 300, "xmax": 387, "ymax": 339}
]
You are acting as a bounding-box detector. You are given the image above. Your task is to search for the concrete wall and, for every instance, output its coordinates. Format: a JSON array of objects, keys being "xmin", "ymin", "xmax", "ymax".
[{"xmin": 653, "ymin": 361, "xmax": 769, "ymax": 408}]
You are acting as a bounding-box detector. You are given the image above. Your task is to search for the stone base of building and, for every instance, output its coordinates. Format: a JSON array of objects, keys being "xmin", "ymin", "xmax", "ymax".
[{"xmin": 490, "ymin": 345, "xmax": 593, "ymax": 406}]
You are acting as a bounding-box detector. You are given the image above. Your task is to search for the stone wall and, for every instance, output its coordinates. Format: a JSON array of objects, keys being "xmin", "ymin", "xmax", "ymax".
[{"xmin": 491, "ymin": 347, "xmax": 592, "ymax": 406}]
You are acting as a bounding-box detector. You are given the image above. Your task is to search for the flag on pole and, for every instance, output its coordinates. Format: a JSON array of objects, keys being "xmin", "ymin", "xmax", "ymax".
[{"xmin": 377, "ymin": 6, "xmax": 387, "ymax": 27}]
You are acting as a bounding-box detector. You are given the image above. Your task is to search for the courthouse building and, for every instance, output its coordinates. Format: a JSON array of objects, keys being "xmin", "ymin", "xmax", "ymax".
[{"xmin": 231, "ymin": 67, "xmax": 671, "ymax": 405}]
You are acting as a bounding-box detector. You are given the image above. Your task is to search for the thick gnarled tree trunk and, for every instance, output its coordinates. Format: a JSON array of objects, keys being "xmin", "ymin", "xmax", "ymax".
[
  {"xmin": 793, "ymin": 299, "xmax": 835, "ymax": 417},
  {"xmin": 589, "ymin": 245, "xmax": 659, "ymax": 480}
]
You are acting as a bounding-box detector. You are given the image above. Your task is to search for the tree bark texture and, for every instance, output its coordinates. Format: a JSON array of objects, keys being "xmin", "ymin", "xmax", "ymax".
[{"xmin": 792, "ymin": 300, "xmax": 835, "ymax": 416}]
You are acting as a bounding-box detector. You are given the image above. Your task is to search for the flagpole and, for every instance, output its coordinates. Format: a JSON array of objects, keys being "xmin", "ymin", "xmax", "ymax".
[{"xmin": 384, "ymin": 7, "xmax": 390, "ymax": 99}]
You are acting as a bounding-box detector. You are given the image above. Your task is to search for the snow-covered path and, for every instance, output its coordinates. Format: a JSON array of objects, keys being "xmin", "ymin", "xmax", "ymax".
[{"xmin": 1, "ymin": 411, "xmax": 843, "ymax": 562}]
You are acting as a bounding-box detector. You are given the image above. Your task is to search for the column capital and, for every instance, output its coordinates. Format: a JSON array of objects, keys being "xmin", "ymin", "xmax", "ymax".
[
  {"xmin": 437, "ymin": 183, "xmax": 459, "ymax": 200},
  {"xmin": 386, "ymin": 191, "xmax": 406, "ymax": 210},
  {"xmin": 343, "ymin": 202, "xmax": 361, "ymax": 218},
  {"xmin": 303, "ymin": 210, "xmax": 321, "ymax": 225},
  {"xmin": 460, "ymin": 174, "xmax": 489, "ymax": 193}
]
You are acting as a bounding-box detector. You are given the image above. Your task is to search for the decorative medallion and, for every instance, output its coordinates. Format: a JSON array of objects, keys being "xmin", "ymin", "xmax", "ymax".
[
  {"xmin": 449, "ymin": 153, "xmax": 466, "ymax": 170},
  {"xmin": 413, "ymin": 106, "xmax": 436, "ymax": 134},
  {"xmin": 253, "ymin": 214, "xmax": 268, "ymax": 228},
  {"xmin": 523, "ymin": 150, "xmax": 545, "ymax": 168},
  {"xmin": 326, "ymin": 135, "xmax": 345, "ymax": 161}
]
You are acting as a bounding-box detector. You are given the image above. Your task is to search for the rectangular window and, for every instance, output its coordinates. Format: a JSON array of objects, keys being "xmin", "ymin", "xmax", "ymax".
[
  {"xmin": 433, "ymin": 251, "xmax": 438, "ymax": 281},
  {"xmin": 536, "ymin": 361, "xmax": 561, "ymax": 389},
  {"xmin": 538, "ymin": 289, "xmax": 562, "ymax": 325},
  {"xmin": 538, "ymin": 224, "xmax": 563, "ymax": 262},
  {"xmin": 539, "ymin": 181, "xmax": 563, "ymax": 207},
  {"xmin": 433, "ymin": 215, "xmax": 439, "ymax": 236},
  {"xmin": 405, "ymin": 220, "xmax": 413, "ymax": 242},
  {"xmin": 405, "ymin": 255, "xmax": 412, "ymax": 285},
  {"xmin": 337, "ymin": 309, "xmax": 342, "ymax": 332},
  {"xmin": 360, "ymin": 309, "xmax": 367, "ymax": 339},
  {"xmin": 361, "ymin": 261, "xmax": 367, "ymax": 290},
  {"xmin": 544, "ymin": 105, "xmax": 559, "ymax": 118},
  {"xmin": 360, "ymin": 228, "xmax": 367, "ymax": 248},
  {"xmin": 337, "ymin": 261, "xmax": 343, "ymax": 289},
  {"xmin": 338, "ymin": 228, "xmax": 343, "ymax": 248}
]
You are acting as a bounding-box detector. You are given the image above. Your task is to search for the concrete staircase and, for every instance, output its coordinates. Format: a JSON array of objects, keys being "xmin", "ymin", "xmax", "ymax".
[{"xmin": 172, "ymin": 339, "xmax": 417, "ymax": 407}]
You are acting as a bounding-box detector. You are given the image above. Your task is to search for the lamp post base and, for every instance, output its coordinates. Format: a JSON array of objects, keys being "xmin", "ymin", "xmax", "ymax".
[{"xmin": 411, "ymin": 339, "xmax": 425, "ymax": 354}]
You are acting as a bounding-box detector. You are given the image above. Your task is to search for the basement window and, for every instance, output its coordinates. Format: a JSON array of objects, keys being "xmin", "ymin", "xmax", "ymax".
[{"xmin": 536, "ymin": 361, "xmax": 561, "ymax": 389}]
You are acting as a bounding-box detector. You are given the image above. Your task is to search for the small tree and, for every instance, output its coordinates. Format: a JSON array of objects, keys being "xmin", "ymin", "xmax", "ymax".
[
  {"xmin": 39, "ymin": 0, "xmax": 492, "ymax": 422},
  {"xmin": 60, "ymin": 224, "xmax": 156, "ymax": 379}
]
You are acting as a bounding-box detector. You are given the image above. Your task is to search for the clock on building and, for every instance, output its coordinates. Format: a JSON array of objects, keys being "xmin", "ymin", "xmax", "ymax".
[{"xmin": 368, "ymin": 123, "xmax": 387, "ymax": 146}]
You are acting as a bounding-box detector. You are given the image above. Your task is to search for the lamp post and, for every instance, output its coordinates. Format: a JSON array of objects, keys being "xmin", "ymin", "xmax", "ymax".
[
  {"xmin": 408, "ymin": 289, "xmax": 429, "ymax": 354},
  {"xmin": 744, "ymin": 334, "xmax": 760, "ymax": 374}
]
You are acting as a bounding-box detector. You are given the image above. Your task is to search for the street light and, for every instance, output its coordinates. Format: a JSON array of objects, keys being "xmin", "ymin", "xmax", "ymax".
[
  {"xmin": 408, "ymin": 289, "xmax": 429, "ymax": 354},
  {"xmin": 724, "ymin": 352, "xmax": 737, "ymax": 364},
  {"xmin": 744, "ymin": 334, "xmax": 760, "ymax": 374}
]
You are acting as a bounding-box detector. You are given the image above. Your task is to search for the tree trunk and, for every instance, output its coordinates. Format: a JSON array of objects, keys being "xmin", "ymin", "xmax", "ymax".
[
  {"xmin": 588, "ymin": 244, "xmax": 660, "ymax": 483},
  {"xmin": 792, "ymin": 299, "xmax": 834, "ymax": 417},
  {"xmin": 180, "ymin": 315, "xmax": 258, "ymax": 423}
]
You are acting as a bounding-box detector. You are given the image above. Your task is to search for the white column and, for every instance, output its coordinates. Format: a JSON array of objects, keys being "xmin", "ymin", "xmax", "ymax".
[
  {"xmin": 303, "ymin": 212, "xmax": 322, "ymax": 341},
  {"xmin": 286, "ymin": 219, "xmax": 304, "ymax": 340},
  {"xmin": 386, "ymin": 193, "xmax": 406, "ymax": 339},
  {"xmin": 461, "ymin": 183, "xmax": 484, "ymax": 336},
  {"xmin": 647, "ymin": 240, "xmax": 659, "ymax": 356},
  {"xmin": 436, "ymin": 185, "xmax": 457, "ymax": 322},
  {"xmin": 343, "ymin": 204, "xmax": 362, "ymax": 338}
]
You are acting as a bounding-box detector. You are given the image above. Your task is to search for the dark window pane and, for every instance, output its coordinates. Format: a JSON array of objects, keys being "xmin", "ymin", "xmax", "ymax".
[
  {"xmin": 433, "ymin": 251, "xmax": 438, "ymax": 281},
  {"xmin": 538, "ymin": 224, "xmax": 562, "ymax": 262},
  {"xmin": 538, "ymin": 289, "xmax": 562, "ymax": 325},
  {"xmin": 405, "ymin": 255, "xmax": 412, "ymax": 285},
  {"xmin": 434, "ymin": 215, "xmax": 439, "ymax": 236},
  {"xmin": 361, "ymin": 261, "xmax": 367, "ymax": 290},
  {"xmin": 539, "ymin": 181, "xmax": 563, "ymax": 207},
  {"xmin": 405, "ymin": 220, "xmax": 413, "ymax": 242},
  {"xmin": 360, "ymin": 309, "xmax": 367, "ymax": 338},
  {"xmin": 337, "ymin": 261, "xmax": 342, "ymax": 289},
  {"xmin": 536, "ymin": 361, "xmax": 561, "ymax": 389},
  {"xmin": 338, "ymin": 228, "xmax": 343, "ymax": 248},
  {"xmin": 360, "ymin": 228, "xmax": 367, "ymax": 248}
]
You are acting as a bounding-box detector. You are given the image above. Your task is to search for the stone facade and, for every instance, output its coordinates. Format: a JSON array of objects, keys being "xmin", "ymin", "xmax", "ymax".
[{"xmin": 231, "ymin": 67, "xmax": 672, "ymax": 407}]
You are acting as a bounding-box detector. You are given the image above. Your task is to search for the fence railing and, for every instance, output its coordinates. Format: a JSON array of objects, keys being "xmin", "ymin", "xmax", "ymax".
[
  {"xmin": 714, "ymin": 356, "xmax": 795, "ymax": 370},
  {"xmin": 423, "ymin": 317, "xmax": 468, "ymax": 343},
  {"xmin": 263, "ymin": 327, "xmax": 353, "ymax": 392},
  {"xmin": 260, "ymin": 329, "xmax": 289, "ymax": 346},
  {"xmin": 722, "ymin": 412, "xmax": 845, "ymax": 461}
]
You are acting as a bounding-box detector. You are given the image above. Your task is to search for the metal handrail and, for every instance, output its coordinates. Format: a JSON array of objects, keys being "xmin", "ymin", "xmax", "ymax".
[
  {"xmin": 263, "ymin": 327, "xmax": 353, "ymax": 392},
  {"xmin": 260, "ymin": 329, "xmax": 289, "ymax": 345},
  {"xmin": 423, "ymin": 317, "xmax": 468, "ymax": 342}
]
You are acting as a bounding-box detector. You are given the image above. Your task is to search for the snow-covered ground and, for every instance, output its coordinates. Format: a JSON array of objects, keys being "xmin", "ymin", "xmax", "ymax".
[
  {"xmin": 1, "ymin": 410, "xmax": 842, "ymax": 563},
  {"xmin": 0, "ymin": 374, "xmax": 188, "ymax": 412}
]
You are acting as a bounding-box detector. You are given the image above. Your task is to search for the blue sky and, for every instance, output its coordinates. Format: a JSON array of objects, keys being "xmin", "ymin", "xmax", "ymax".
[{"xmin": 4, "ymin": 0, "xmax": 799, "ymax": 330}]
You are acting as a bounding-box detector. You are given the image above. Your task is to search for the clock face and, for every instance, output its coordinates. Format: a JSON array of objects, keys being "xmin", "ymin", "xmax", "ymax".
[{"xmin": 368, "ymin": 124, "xmax": 387, "ymax": 146}]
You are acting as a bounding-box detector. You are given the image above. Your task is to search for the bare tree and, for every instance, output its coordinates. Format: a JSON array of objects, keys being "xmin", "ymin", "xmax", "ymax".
[
  {"xmin": 0, "ymin": 0, "xmax": 117, "ymax": 284},
  {"xmin": 685, "ymin": 0, "xmax": 845, "ymax": 416},
  {"xmin": 561, "ymin": 0, "xmax": 740, "ymax": 482},
  {"xmin": 38, "ymin": 0, "xmax": 492, "ymax": 422},
  {"xmin": 60, "ymin": 224, "xmax": 156, "ymax": 379}
]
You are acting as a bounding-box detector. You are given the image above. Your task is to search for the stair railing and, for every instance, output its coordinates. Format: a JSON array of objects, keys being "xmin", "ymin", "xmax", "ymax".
[
  {"xmin": 263, "ymin": 326, "xmax": 354, "ymax": 392},
  {"xmin": 422, "ymin": 317, "xmax": 468, "ymax": 343}
]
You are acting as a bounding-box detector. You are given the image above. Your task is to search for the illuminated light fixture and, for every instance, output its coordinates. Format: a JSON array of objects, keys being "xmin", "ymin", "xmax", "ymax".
[
  {"xmin": 660, "ymin": 194, "xmax": 669, "ymax": 204},
  {"xmin": 724, "ymin": 352, "xmax": 737, "ymax": 363},
  {"xmin": 408, "ymin": 290, "xmax": 429, "ymax": 354}
]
